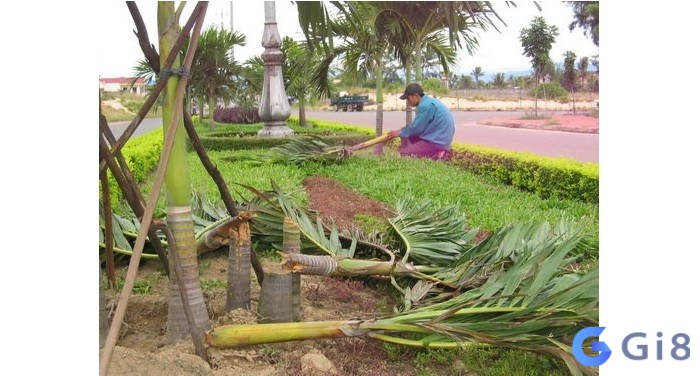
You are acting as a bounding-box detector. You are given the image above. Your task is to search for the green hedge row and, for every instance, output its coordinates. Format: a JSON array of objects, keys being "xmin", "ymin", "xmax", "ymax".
[
  {"xmin": 450, "ymin": 143, "xmax": 599, "ymax": 203},
  {"xmin": 102, "ymin": 127, "xmax": 163, "ymax": 206},
  {"xmin": 192, "ymin": 133, "xmax": 372, "ymax": 151},
  {"xmin": 190, "ymin": 116, "xmax": 374, "ymax": 151}
]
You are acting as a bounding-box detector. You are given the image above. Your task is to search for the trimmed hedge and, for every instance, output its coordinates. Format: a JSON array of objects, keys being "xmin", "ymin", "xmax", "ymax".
[
  {"xmin": 103, "ymin": 127, "xmax": 163, "ymax": 206},
  {"xmin": 193, "ymin": 133, "xmax": 372, "ymax": 151},
  {"xmin": 451, "ymin": 143, "xmax": 598, "ymax": 203},
  {"xmin": 190, "ymin": 116, "xmax": 374, "ymax": 151}
]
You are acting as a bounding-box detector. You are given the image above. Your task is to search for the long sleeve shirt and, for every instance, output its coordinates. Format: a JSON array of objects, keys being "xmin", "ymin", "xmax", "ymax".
[{"xmin": 398, "ymin": 95, "xmax": 455, "ymax": 149}]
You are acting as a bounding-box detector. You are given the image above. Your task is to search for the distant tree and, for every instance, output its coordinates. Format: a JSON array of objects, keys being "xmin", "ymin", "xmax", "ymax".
[
  {"xmin": 577, "ymin": 56, "xmax": 589, "ymax": 90},
  {"xmin": 562, "ymin": 51, "xmax": 577, "ymax": 113},
  {"xmin": 520, "ymin": 17, "xmax": 558, "ymax": 83},
  {"xmin": 190, "ymin": 25, "xmax": 246, "ymax": 123},
  {"xmin": 561, "ymin": 51, "xmax": 577, "ymax": 91},
  {"xmin": 454, "ymin": 74, "xmax": 473, "ymax": 89},
  {"xmin": 566, "ymin": 1, "xmax": 599, "ymax": 46},
  {"xmin": 281, "ymin": 36, "xmax": 323, "ymax": 127},
  {"xmin": 519, "ymin": 16, "xmax": 559, "ymax": 116},
  {"xmin": 492, "ymin": 72, "xmax": 506, "ymax": 88},
  {"xmin": 471, "ymin": 66, "xmax": 485, "ymax": 87},
  {"xmin": 235, "ymin": 56, "xmax": 264, "ymax": 108}
]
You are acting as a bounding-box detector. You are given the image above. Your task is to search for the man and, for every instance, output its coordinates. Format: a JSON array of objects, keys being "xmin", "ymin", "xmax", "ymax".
[{"xmin": 388, "ymin": 83, "xmax": 455, "ymax": 160}]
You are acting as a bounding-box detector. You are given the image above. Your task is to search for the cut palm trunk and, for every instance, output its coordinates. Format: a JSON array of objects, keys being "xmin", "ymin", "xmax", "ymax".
[
  {"xmin": 227, "ymin": 213, "xmax": 253, "ymax": 311},
  {"xmin": 206, "ymin": 293, "xmax": 598, "ymax": 376},
  {"xmin": 257, "ymin": 270, "xmax": 294, "ymax": 323},
  {"xmin": 283, "ymin": 217, "xmax": 301, "ymax": 321},
  {"xmin": 280, "ymin": 253, "xmax": 452, "ymax": 288}
]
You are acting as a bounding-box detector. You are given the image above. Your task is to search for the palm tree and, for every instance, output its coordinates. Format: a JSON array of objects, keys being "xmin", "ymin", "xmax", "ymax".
[
  {"xmin": 333, "ymin": 2, "xmax": 393, "ymax": 153},
  {"xmin": 281, "ymin": 36, "xmax": 322, "ymax": 127},
  {"xmin": 471, "ymin": 66, "xmax": 485, "ymax": 87},
  {"xmin": 156, "ymin": 2, "xmax": 211, "ymax": 344},
  {"xmin": 293, "ymin": 2, "xmax": 394, "ymax": 153},
  {"xmin": 295, "ymin": 2, "xmax": 505, "ymax": 126},
  {"xmin": 190, "ymin": 25, "xmax": 246, "ymax": 123},
  {"xmin": 380, "ymin": 2, "xmax": 504, "ymax": 124}
]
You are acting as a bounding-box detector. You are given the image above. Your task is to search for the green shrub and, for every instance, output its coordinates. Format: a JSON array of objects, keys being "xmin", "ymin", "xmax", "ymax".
[
  {"xmin": 529, "ymin": 81, "xmax": 569, "ymax": 101},
  {"xmin": 450, "ymin": 143, "xmax": 598, "ymax": 203},
  {"xmin": 103, "ymin": 128, "xmax": 163, "ymax": 208}
]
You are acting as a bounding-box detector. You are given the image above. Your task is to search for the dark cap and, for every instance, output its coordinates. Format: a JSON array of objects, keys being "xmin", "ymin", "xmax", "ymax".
[{"xmin": 399, "ymin": 83, "xmax": 423, "ymax": 100}]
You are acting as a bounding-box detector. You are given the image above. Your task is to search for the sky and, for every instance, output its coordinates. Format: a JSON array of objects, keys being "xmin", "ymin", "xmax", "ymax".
[{"xmin": 98, "ymin": 1, "xmax": 599, "ymax": 78}]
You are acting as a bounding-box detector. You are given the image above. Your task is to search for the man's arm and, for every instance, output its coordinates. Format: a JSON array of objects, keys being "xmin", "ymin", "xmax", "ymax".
[{"xmin": 398, "ymin": 101, "xmax": 435, "ymax": 138}]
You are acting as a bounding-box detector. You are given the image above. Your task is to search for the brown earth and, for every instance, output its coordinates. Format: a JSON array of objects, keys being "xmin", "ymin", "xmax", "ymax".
[{"xmin": 478, "ymin": 113, "xmax": 598, "ymax": 134}]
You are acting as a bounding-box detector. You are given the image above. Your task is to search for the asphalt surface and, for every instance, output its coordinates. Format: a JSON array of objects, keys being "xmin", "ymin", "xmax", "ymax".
[
  {"xmin": 109, "ymin": 110, "xmax": 598, "ymax": 163},
  {"xmin": 304, "ymin": 110, "xmax": 599, "ymax": 163}
]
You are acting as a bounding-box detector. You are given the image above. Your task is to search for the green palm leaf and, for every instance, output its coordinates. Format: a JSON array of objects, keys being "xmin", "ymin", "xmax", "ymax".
[
  {"xmin": 242, "ymin": 136, "xmax": 347, "ymax": 166},
  {"xmin": 389, "ymin": 199, "xmax": 480, "ymax": 266}
]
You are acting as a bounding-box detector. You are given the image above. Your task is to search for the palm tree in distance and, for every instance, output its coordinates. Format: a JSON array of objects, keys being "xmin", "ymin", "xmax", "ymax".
[
  {"xmin": 296, "ymin": 2, "xmax": 508, "ymax": 126},
  {"xmin": 190, "ymin": 25, "xmax": 246, "ymax": 124},
  {"xmin": 471, "ymin": 66, "xmax": 485, "ymax": 87}
]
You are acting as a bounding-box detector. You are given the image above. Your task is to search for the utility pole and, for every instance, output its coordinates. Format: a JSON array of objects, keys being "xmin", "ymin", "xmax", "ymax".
[{"xmin": 229, "ymin": 1, "xmax": 234, "ymax": 61}]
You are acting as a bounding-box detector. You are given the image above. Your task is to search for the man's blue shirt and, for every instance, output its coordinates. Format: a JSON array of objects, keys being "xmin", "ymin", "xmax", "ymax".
[{"xmin": 398, "ymin": 95, "xmax": 455, "ymax": 149}]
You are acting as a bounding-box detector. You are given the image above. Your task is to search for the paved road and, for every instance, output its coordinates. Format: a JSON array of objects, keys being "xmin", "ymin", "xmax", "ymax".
[
  {"xmin": 110, "ymin": 110, "xmax": 598, "ymax": 163},
  {"xmin": 304, "ymin": 110, "xmax": 599, "ymax": 163},
  {"xmin": 109, "ymin": 117, "xmax": 163, "ymax": 139}
]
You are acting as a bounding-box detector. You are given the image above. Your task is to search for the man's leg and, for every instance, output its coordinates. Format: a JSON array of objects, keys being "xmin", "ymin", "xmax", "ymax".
[{"xmin": 399, "ymin": 137, "xmax": 446, "ymax": 158}]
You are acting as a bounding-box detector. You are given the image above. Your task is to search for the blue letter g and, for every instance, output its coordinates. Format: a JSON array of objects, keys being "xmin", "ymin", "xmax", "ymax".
[{"xmin": 573, "ymin": 326, "xmax": 612, "ymax": 366}]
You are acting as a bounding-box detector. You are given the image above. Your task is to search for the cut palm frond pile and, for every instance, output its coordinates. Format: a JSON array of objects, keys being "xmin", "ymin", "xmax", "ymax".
[
  {"xmin": 102, "ymin": 180, "xmax": 598, "ymax": 374},
  {"xmin": 206, "ymin": 219, "xmax": 599, "ymax": 376},
  {"xmin": 241, "ymin": 136, "xmax": 349, "ymax": 166},
  {"xmin": 240, "ymin": 133, "xmax": 395, "ymax": 166}
]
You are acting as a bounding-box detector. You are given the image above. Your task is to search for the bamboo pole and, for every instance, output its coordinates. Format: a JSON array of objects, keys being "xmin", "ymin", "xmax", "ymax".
[{"xmin": 99, "ymin": 171, "xmax": 116, "ymax": 288}]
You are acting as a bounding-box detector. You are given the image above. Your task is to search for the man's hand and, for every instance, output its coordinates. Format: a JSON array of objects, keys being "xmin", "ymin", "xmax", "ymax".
[{"xmin": 388, "ymin": 129, "xmax": 400, "ymax": 138}]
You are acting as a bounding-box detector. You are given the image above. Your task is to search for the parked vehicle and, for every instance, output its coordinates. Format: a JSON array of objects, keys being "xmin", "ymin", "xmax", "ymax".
[{"xmin": 330, "ymin": 95, "xmax": 369, "ymax": 112}]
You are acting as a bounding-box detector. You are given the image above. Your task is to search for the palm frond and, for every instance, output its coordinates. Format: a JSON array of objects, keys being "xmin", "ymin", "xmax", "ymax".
[
  {"xmin": 241, "ymin": 136, "xmax": 347, "ymax": 166},
  {"xmin": 238, "ymin": 181, "xmax": 357, "ymax": 257},
  {"xmin": 389, "ymin": 199, "xmax": 480, "ymax": 266},
  {"xmin": 412, "ymin": 220, "xmax": 593, "ymax": 310}
]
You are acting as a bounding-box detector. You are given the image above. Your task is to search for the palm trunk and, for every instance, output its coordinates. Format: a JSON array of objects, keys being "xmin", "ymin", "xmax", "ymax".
[
  {"xmin": 207, "ymin": 92, "xmax": 216, "ymax": 130},
  {"xmin": 227, "ymin": 216, "xmax": 252, "ymax": 310},
  {"xmin": 206, "ymin": 320, "xmax": 364, "ymax": 347},
  {"xmin": 373, "ymin": 62, "xmax": 385, "ymax": 155},
  {"xmin": 158, "ymin": 2, "xmax": 210, "ymax": 343},
  {"xmin": 404, "ymin": 59, "xmax": 413, "ymax": 126},
  {"xmin": 283, "ymin": 217, "xmax": 301, "ymax": 321},
  {"xmin": 299, "ymin": 97, "xmax": 307, "ymax": 126},
  {"xmin": 257, "ymin": 271, "xmax": 294, "ymax": 323}
]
